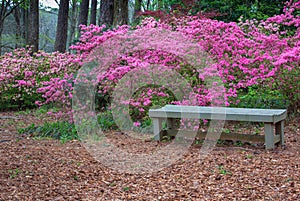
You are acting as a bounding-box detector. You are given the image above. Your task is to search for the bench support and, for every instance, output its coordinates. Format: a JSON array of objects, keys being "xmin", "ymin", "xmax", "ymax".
[
  {"xmin": 264, "ymin": 121, "xmax": 285, "ymax": 149},
  {"xmin": 275, "ymin": 121, "xmax": 284, "ymax": 146},
  {"xmin": 264, "ymin": 123, "xmax": 275, "ymax": 149},
  {"xmin": 153, "ymin": 118, "xmax": 163, "ymax": 141}
]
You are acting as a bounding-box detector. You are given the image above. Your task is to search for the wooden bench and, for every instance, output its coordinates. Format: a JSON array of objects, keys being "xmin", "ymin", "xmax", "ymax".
[{"xmin": 149, "ymin": 104, "xmax": 287, "ymax": 150}]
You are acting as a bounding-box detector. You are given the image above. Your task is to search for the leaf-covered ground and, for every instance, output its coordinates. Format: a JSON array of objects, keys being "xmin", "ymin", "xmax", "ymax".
[{"xmin": 0, "ymin": 111, "xmax": 299, "ymax": 200}]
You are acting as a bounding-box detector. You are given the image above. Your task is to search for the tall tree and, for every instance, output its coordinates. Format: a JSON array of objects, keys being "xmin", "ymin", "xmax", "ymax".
[
  {"xmin": 146, "ymin": 0, "xmax": 150, "ymax": 10},
  {"xmin": 13, "ymin": 5, "xmax": 22, "ymax": 48},
  {"xmin": 54, "ymin": 0, "xmax": 69, "ymax": 52},
  {"xmin": 21, "ymin": 5, "xmax": 29, "ymax": 44},
  {"xmin": 90, "ymin": 0, "xmax": 97, "ymax": 25},
  {"xmin": 28, "ymin": 0, "xmax": 39, "ymax": 52},
  {"xmin": 78, "ymin": 0, "xmax": 89, "ymax": 26},
  {"xmin": 98, "ymin": 0, "xmax": 114, "ymax": 27},
  {"xmin": 113, "ymin": 0, "xmax": 128, "ymax": 26},
  {"xmin": 68, "ymin": 0, "xmax": 79, "ymax": 48}
]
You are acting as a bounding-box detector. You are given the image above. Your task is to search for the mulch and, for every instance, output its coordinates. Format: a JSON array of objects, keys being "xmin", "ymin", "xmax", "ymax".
[{"xmin": 0, "ymin": 111, "xmax": 299, "ymax": 200}]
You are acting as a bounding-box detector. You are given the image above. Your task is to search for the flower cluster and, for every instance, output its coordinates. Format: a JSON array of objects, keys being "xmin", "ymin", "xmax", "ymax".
[{"xmin": 70, "ymin": 24, "xmax": 130, "ymax": 63}]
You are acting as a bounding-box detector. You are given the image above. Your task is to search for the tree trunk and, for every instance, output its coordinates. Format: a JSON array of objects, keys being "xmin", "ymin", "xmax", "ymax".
[
  {"xmin": 113, "ymin": 0, "xmax": 128, "ymax": 26},
  {"xmin": 0, "ymin": 22, "xmax": 3, "ymax": 55},
  {"xmin": 28, "ymin": 0, "xmax": 39, "ymax": 53},
  {"xmin": 21, "ymin": 7, "xmax": 29, "ymax": 44},
  {"xmin": 68, "ymin": 0, "xmax": 79, "ymax": 48},
  {"xmin": 78, "ymin": 0, "xmax": 89, "ymax": 26},
  {"xmin": 0, "ymin": 0, "xmax": 6, "ymax": 54},
  {"xmin": 90, "ymin": 0, "xmax": 97, "ymax": 25},
  {"xmin": 54, "ymin": 0, "xmax": 69, "ymax": 52},
  {"xmin": 13, "ymin": 6, "xmax": 22, "ymax": 48},
  {"xmin": 99, "ymin": 0, "xmax": 114, "ymax": 27}
]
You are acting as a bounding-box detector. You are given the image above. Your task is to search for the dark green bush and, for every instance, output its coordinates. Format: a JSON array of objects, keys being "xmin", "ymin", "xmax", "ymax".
[{"xmin": 236, "ymin": 85, "xmax": 289, "ymax": 109}]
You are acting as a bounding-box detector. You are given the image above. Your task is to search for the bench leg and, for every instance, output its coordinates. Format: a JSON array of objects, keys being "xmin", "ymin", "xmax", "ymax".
[
  {"xmin": 264, "ymin": 123, "xmax": 275, "ymax": 150},
  {"xmin": 167, "ymin": 118, "xmax": 175, "ymax": 130},
  {"xmin": 153, "ymin": 118, "xmax": 163, "ymax": 141},
  {"xmin": 275, "ymin": 121, "xmax": 284, "ymax": 146}
]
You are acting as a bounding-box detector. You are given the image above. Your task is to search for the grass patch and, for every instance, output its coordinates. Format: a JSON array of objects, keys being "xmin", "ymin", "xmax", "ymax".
[
  {"xmin": 8, "ymin": 168, "xmax": 20, "ymax": 179},
  {"xmin": 218, "ymin": 165, "xmax": 232, "ymax": 175},
  {"xmin": 97, "ymin": 110, "xmax": 118, "ymax": 131},
  {"xmin": 18, "ymin": 121, "xmax": 79, "ymax": 143}
]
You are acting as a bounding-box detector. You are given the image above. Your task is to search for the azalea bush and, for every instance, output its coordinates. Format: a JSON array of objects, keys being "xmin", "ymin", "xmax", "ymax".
[
  {"xmin": 176, "ymin": 0, "xmax": 300, "ymax": 111},
  {"xmin": 0, "ymin": 48, "xmax": 79, "ymax": 112},
  {"xmin": 69, "ymin": 1, "xmax": 300, "ymax": 125}
]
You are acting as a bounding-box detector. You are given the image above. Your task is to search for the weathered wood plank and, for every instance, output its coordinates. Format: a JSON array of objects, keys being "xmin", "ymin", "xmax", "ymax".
[
  {"xmin": 149, "ymin": 105, "xmax": 287, "ymax": 123},
  {"xmin": 0, "ymin": 116, "xmax": 20, "ymax": 119},
  {"xmin": 274, "ymin": 135, "xmax": 281, "ymax": 144},
  {"xmin": 163, "ymin": 129, "xmax": 266, "ymax": 143}
]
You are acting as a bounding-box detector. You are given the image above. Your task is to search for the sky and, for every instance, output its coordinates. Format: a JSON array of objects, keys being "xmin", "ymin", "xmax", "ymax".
[{"xmin": 41, "ymin": 0, "xmax": 59, "ymax": 9}]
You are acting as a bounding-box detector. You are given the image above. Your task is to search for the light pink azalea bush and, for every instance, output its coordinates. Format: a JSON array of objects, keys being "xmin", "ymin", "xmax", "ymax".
[{"xmin": 0, "ymin": 47, "xmax": 79, "ymax": 115}]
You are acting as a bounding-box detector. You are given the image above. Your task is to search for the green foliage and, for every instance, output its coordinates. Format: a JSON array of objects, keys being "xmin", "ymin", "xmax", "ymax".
[
  {"xmin": 18, "ymin": 121, "xmax": 79, "ymax": 143},
  {"xmin": 123, "ymin": 186, "xmax": 130, "ymax": 191},
  {"xmin": 0, "ymin": 85, "xmax": 39, "ymax": 110},
  {"xmin": 8, "ymin": 168, "xmax": 20, "ymax": 179},
  {"xmin": 109, "ymin": 182, "xmax": 116, "ymax": 187},
  {"xmin": 236, "ymin": 85, "xmax": 289, "ymax": 109},
  {"xmin": 274, "ymin": 67, "xmax": 300, "ymax": 113},
  {"xmin": 218, "ymin": 165, "xmax": 232, "ymax": 175},
  {"xmin": 140, "ymin": 118, "xmax": 152, "ymax": 128},
  {"xmin": 14, "ymin": 106, "xmax": 48, "ymax": 117},
  {"xmin": 196, "ymin": 0, "xmax": 285, "ymax": 22},
  {"xmin": 73, "ymin": 175, "xmax": 79, "ymax": 181},
  {"xmin": 97, "ymin": 110, "xmax": 118, "ymax": 131},
  {"xmin": 233, "ymin": 141, "xmax": 244, "ymax": 147},
  {"xmin": 246, "ymin": 154, "xmax": 253, "ymax": 159},
  {"xmin": 194, "ymin": 139, "xmax": 202, "ymax": 145},
  {"xmin": 95, "ymin": 93, "xmax": 111, "ymax": 110}
]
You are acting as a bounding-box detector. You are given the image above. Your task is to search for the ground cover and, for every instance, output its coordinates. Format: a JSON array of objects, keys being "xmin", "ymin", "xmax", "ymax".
[{"xmin": 0, "ymin": 111, "xmax": 299, "ymax": 200}]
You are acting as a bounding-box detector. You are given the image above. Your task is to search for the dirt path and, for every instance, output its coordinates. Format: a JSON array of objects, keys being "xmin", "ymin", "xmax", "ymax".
[{"xmin": 0, "ymin": 112, "xmax": 299, "ymax": 200}]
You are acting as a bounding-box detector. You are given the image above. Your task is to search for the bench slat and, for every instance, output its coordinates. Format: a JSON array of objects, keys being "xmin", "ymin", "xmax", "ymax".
[
  {"xmin": 163, "ymin": 129, "xmax": 283, "ymax": 143},
  {"xmin": 149, "ymin": 105, "xmax": 287, "ymax": 123}
]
